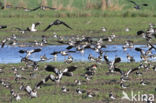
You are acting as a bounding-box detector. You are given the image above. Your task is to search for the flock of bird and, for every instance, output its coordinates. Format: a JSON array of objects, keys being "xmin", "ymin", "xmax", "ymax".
[
  {"xmin": 0, "ymin": 18, "xmax": 156, "ymax": 102},
  {"xmin": 0, "ymin": 1, "xmax": 155, "ymax": 103}
]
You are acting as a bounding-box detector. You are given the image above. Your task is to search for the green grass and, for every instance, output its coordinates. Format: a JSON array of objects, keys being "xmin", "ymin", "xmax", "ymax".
[
  {"xmin": 0, "ymin": 62, "xmax": 156, "ymax": 103},
  {"xmin": 0, "ymin": 0, "xmax": 156, "ymax": 17},
  {"xmin": 0, "ymin": 17, "xmax": 156, "ymax": 44},
  {"xmin": 0, "ymin": 62, "xmax": 155, "ymax": 103}
]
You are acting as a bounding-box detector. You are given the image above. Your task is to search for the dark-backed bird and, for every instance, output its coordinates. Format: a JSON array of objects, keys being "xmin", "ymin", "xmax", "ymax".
[
  {"xmin": 0, "ymin": 25, "xmax": 7, "ymax": 29},
  {"xmin": 129, "ymin": 0, "xmax": 148, "ymax": 10},
  {"xmin": 43, "ymin": 19, "xmax": 72, "ymax": 31},
  {"xmin": 30, "ymin": 5, "xmax": 56, "ymax": 12},
  {"xmin": 19, "ymin": 48, "xmax": 42, "ymax": 58}
]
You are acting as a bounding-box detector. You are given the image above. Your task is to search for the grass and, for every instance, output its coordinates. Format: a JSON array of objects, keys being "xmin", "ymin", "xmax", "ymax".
[
  {"xmin": 0, "ymin": 0, "xmax": 156, "ymax": 17},
  {"xmin": 0, "ymin": 17, "xmax": 156, "ymax": 44},
  {"xmin": 0, "ymin": 62, "xmax": 155, "ymax": 103}
]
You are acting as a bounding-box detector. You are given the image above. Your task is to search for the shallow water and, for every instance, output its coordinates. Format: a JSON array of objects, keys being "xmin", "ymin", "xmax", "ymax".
[{"xmin": 0, "ymin": 45, "xmax": 155, "ymax": 64}]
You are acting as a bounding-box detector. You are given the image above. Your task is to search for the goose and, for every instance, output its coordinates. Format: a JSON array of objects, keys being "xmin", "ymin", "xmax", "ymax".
[{"xmin": 43, "ymin": 19, "xmax": 72, "ymax": 31}]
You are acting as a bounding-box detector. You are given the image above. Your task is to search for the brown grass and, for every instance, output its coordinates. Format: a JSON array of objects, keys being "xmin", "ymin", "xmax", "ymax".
[
  {"xmin": 108, "ymin": 0, "xmax": 124, "ymax": 11},
  {"xmin": 85, "ymin": 0, "xmax": 98, "ymax": 9},
  {"xmin": 41, "ymin": 0, "xmax": 47, "ymax": 7},
  {"xmin": 17, "ymin": 0, "xmax": 27, "ymax": 8},
  {"xmin": 101, "ymin": 0, "xmax": 124, "ymax": 11}
]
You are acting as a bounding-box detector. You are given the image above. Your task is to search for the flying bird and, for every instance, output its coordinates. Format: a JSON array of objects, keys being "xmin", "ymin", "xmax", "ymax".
[
  {"xmin": 30, "ymin": 5, "xmax": 56, "ymax": 12},
  {"xmin": 43, "ymin": 19, "xmax": 72, "ymax": 32},
  {"xmin": 129, "ymin": 0, "xmax": 148, "ymax": 10},
  {"xmin": 19, "ymin": 48, "xmax": 42, "ymax": 58}
]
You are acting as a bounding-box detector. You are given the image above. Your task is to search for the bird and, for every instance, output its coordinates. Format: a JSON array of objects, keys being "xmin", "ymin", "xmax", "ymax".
[
  {"xmin": 27, "ymin": 22, "xmax": 40, "ymax": 32},
  {"xmin": 19, "ymin": 48, "xmax": 42, "ymax": 58},
  {"xmin": 76, "ymin": 88, "xmax": 86, "ymax": 94},
  {"xmin": 43, "ymin": 19, "xmax": 72, "ymax": 31},
  {"xmin": 140, "ymin": 79, "xmax": 150, "ymax": 86},
  {"xmin": 61, "ymin": 86, "xmax": 69, "ymax": 93},
  {"xmin": 25, "ymin": 85, "xmax": 38, "ymax": 98},
  {"xmin": 120, "ymin": 81, "xmax": 130, "ymax": 89},
  {"xmin": 129, "ymin": 0, "xmax": 148, "ymax": 10},
  {"xmin": 109, "ymin": 91, "xmax": 116, "ymax": 100},
  {"xmin": 104, "ymin": 55, "xmax": 121, "ymax": 73},
  {"xmin": 0, "ymin": 25, "xmax": 7, "ymax": 29},
  {"xmin": 127, "ymin": 53, "xmax": 135, "ymax": 62},
  {"xmin": 29, "ymin": 5, "xmax": 56, "ymax": 12},
  {"xmin": 15, "ymin": 22, "xmax": 40, "ymax": 33}
]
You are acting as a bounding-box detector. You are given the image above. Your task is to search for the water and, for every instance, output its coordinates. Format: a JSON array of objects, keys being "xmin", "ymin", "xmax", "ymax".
[{"xmin": 0, "ymin": 45, "xmax": 155, "ymax": 64}]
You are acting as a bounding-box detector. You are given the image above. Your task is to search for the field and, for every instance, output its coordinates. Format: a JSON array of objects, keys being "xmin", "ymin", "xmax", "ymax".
[
  {"xmin": 0, "ymin": 0, "xmax": 156, "ymax": 103},
  {"xmin": 0, "ymin": 17, "xmax": 156, "ymax": 45},
  {"xmin": 0, "ymin": 62, "xmax": 156, "ymax": 103}
]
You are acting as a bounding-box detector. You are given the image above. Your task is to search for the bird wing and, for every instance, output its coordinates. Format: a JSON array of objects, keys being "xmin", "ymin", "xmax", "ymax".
[
  {"xmin": 61, "ymin": 21, "xmax": 72, "ymax": 29},
  {"xmin": 43, "ymin": 24, "xmax": 53, "ymax": 32},
  {"xmin": 142, "ymin": 4, "xmax": 148, "ymax": 6},
  {"xmin": 104, "ymin": 55, "xmax": 109, "ymax": 64},
  {"xmin": 126, "ymin": 67, "xmax": 139, "ymax": 76},
  {"xmin": 129, "ymin": 0, "xmax": 138, "ymax": 6},
  {"xmin": 34, "ymin": 22, "xmax": 40, "ymax": 27},
  {"xmin": 32, "ymin": 48, "xmax": 42, "ymax": 53},
  {"xmin": 66, "ymin": 45, "xmax": 74, "ymax": 50},
  {"xmin": 1, "ymin": 42, "xmax": 5, "ymax": 48},
  {"xmin": 148, "ymin": 43, "xmax": 156, "ymax": 50},
  {"xmin": 30, "ymin": 6, "xmax": 40, "ymax": 12},
  {"xmin": 19, "ymin": 50, "xmax": 27, "ymax": 53},
  {"xmin": 67, "ymin": 66, "xmax": 77, "ymax": 72},
  {"xmin": 43, "ymin": 6, "xmax": 56, "ymax": 10},
  {"xmin": 63, "ymin": 72, "xmax": 73, "ymax": 76},
  {"xmin": 114, "ymin": 57, "xmax": 121, "ymax": 64},
  {"xmin": 45, "ymin": 65, "xmax": 59, "ymax": 75},
  {"xmin": 0, "ymin": 25, "xmax": 7, "ymax": 29},
  {"xmin": 137, "ymin": 30, "xmax": 144, "ymax": 35},
  {"xmin": 50, "ymin": 51, "xmax": 60, "ymax": 55},
  {"xmin": 114, "ymin": 67, "xmax": 123, "ymax": 75}
]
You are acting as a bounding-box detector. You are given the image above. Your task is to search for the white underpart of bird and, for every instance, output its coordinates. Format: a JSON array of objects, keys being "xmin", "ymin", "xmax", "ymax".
[
  {"xmin": 25, "ymin": 85, "xmax": 32, "ymax": 94},
  {"xmin": 30, "ymin": 24, "xmax": 37, "ymax": 32},
  {"xmin": 30, "ymin": 90, "xmax": 37, "ymax": 98},
  {"xmin": 15, "ymin": 94, "xmax": 21, "ymax": 101}
]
